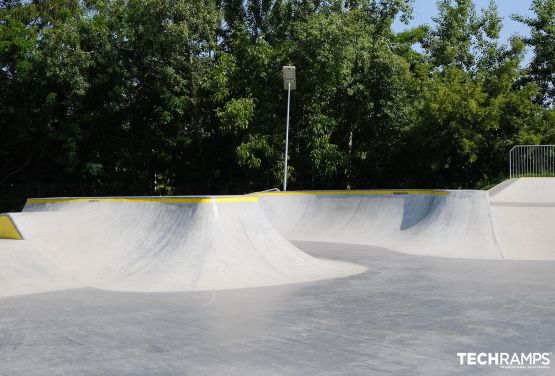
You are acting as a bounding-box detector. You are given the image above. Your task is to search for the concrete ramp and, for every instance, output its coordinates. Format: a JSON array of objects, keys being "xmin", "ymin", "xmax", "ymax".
[
  {"xmin": 0, "ymin": 196, "xmax": 364, "ymax": 297},
  {"xmin": 489, "ymin": 177, "xmax": 555, "ymax": 203},
  {"xmin": 3, "ymin": 177, "xmax": 552, "ymax": 298},
  {"xmin": 258, "ymin": 180, "xmax": 555, "ymax": 261},
  {"xmin": 0, "ymin": 241, "xmax": 81, "ymax": 297},
  {"xmin": 258, "ymin": 190, "xmax": 503, "ymax": 259},
  {"xmin": 489, "ymin": 178, "xmax": 555, "ymax": 260}
]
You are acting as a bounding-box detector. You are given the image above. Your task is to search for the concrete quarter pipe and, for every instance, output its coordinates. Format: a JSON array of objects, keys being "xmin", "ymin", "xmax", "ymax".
[
  {"xmin": 1, "ymin": 178, "xmax": 553, "ymax": 297},
  {"xmin": 257, "ymin": 189, "xmax": 503, "ymax": 260},
  {"xmin": 257, "ymin": 178, "xmax": 555, "ymax": 261},
  {"xmin": 0, "ymin": 196, "xmax": 364, "ymax": 297}
]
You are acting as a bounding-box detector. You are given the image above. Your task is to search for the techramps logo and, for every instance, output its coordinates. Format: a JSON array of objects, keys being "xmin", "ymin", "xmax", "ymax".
[{"xmin": 457, "ymin": 352, "xmax": 551, "ymax": 369}]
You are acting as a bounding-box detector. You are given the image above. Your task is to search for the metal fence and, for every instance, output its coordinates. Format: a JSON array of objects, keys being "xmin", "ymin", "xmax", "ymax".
[{"xmin": 509, "ymin": 145, "xmax": 555, "ymax": 178}]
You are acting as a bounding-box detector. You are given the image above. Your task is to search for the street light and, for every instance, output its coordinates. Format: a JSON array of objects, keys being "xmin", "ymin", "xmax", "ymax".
[{"xmin": 282, "ymin": 65, "xmax": 296, "ymax": 191}]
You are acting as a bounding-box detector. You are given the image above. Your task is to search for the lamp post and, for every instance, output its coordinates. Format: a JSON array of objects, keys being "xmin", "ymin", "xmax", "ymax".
[{"xmin": 282, "ymin": 65, "xmax": 296, "ymax": 191}]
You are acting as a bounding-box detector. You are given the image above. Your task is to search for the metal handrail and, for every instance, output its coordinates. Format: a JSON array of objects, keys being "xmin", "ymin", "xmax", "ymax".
[{"xmin": 509, "ymin": 145, "xmax": 555, "ymax": 178}]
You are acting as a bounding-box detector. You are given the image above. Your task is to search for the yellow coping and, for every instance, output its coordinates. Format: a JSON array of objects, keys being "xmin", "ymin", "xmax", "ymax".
[
  {"xmin": 256, "ymin": 190, "xmax": 449, "ymax": 196},
  {"xmin": 0, "ymin": 215, "xmax": 23, "ymax": 240},
  {"xmin": 26, "ymin": 196, "xmax": 258, "ymax": 205},
  {"xmin": 26, "ymin": 190, "xmax": 448, "ymax": 205}
]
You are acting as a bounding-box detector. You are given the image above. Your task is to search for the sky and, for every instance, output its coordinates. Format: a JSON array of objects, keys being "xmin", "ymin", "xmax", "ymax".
[{"xmin": 393, "ymin": 0, "xmax": 535, "ymax": 60}]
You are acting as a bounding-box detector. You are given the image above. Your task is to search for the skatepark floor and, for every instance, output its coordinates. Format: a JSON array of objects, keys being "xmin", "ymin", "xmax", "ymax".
[{"xmin": 1, "ymin": 241, "xmax": 554, "ymax": 376}]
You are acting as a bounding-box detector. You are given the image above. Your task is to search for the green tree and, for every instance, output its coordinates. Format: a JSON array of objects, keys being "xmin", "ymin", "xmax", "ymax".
[
  {"xmin": 513, "ymin": 0, "xmax": 555, "ymax": 106},
  {"xmin": 406, "ymin": 0, "xmax": 551, "ymax": 187},
  {"xmin": 1, "ymin": 0, "xmax": 554, "ymax": 211}
]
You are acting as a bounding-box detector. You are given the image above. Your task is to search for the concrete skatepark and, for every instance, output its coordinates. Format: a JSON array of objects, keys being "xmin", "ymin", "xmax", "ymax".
[{"xmin": 1, "ymin": 178, "xmax": 554, "ymax": 374}]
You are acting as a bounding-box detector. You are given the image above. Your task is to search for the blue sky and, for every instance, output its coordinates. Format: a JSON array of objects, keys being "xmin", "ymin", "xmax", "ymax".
[{"xmin": 393, "ymin": 0, "xmax": 534, "ymax": 55}]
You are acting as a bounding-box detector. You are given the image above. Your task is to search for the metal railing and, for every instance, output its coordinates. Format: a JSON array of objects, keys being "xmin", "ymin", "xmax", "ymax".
[{"xmin": 509, "ymin": 145, "xmax": 555, "ymax": 178}]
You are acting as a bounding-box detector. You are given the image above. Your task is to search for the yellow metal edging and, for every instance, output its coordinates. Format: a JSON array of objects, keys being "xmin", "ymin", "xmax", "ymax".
[
  {"xmin": 0, "ymin": 215, "xmax": 23, "ymax": 240},
  {"xmin": 256, "ymin": 190, "xmax": 449, "ymax": 196},
  {"xmin": 26, "ymin": 196, "xmax": 258, "ymax": 205},
  {"xmin": 25, "ymin": 190, "xmax": 448, "ymax": 206}
]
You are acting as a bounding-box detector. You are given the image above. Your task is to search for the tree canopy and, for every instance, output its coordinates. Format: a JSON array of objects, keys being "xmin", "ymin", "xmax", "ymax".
[{"xmin": 1, "ymin": 0, "xmax": 554, "ymax": 210}]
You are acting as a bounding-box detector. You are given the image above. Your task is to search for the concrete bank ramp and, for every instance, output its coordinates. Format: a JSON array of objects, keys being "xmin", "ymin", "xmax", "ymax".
[
  {"xmin": 489, "ymin": 177, "xmax": 555, "ymax": 203},
  {"xmin": 489, "ymin": 178, "xmax": 555, "ymax": 260},
  {"xmin": 0, "ymin": 241, "xmax": 81, "ymax": 297},
  {"xmin": 0, "ymin": 196, "xmax": 364, "ymax": 297},
  {"xmin": 258, "ymin": 190, "xmax": 503, "ymax": 260}
]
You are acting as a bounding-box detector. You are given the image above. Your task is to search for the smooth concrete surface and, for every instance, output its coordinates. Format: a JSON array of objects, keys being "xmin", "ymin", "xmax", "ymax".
[
  {"xmin": 1, "ymin": 178, "xmax": 553, "ymax": 299},
  {"xmin": 258, "ymin": 191, "xmax": 503, "ymax": 259},
  {"xmin": 489, "ymin": 178, "xmax": 555, "ymax": 260},
  {"xmin": 258, "ymin": 179, "xmax": 555, "ymax": 260},
  {"xmin": 1, "ymin": 242, "xmax": 554, "ymax": 376},
  {"xmin": 0, "ymin": 241, "xmax": 79, "ymax": 297},
  {"xmin": 1, "ymin": 179, "xmax": 554, "ymax": 374},
  {"xmin": 0, "ymin": 198, "xmax": 364, "ymax": 297},
  {"xmin": 491, "ymin": 205, "xmax": 555, "ymax": 260},
  {"xmin": 489, "ymin": 178, "xmax": 555, "ymax": 204}
]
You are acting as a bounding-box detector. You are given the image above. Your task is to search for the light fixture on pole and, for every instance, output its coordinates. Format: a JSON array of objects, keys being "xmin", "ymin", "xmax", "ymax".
[{"xmin": 282, "ymin": 65, "xmax": 296, "ymax": 191}]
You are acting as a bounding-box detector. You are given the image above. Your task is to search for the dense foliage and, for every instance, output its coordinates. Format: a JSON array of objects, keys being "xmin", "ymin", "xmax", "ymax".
[{"xmin": 1, "ymin": 0, "xmax": 554, "ymax": 209}]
